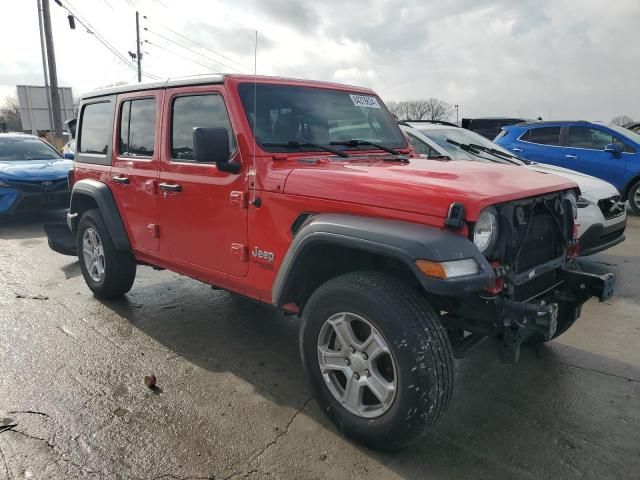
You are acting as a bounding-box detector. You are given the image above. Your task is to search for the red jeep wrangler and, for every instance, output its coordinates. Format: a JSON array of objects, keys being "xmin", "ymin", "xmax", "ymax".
[{"xmin": 48, "ymin": 74, "xmax": 614, "ymax": 449}]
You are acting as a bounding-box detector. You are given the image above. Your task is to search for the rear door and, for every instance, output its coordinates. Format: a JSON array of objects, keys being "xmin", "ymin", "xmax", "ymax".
[
  {"xmin": 110, "ymin": 91, "xmax": 161, "ymax": 252},
  {"xmin": 157, "ymin": 86, "xmax": 248, "ymax": 277},
  {"xmin": 563, "ymin": 126, "xmax": 630, "ymax": 188},
  {"xmin": 512, "ymin": 126, "xmax": 565, "ymax": 166}
]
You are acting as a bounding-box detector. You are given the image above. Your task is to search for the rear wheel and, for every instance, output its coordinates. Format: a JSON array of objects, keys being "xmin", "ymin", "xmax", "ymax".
[
  {"xmin": 300, "ymin": 271, "xmax": 453, "ymax": 450},
  {"xmin": 628, "ymin": 180, "xmax": 640, "ymax": 214},
  {"xmin": 77, "ymin": 209, "xmax": 136, "ymax": 298}
]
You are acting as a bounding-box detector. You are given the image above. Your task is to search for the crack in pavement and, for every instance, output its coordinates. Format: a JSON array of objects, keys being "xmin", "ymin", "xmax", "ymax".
[
  {"xmin": 222, "ymin": 396, "xmax": 314, "ymax": 480},
  {"xmin": 558, "ymin": 360, "xmax": 640, "ymax": 383},
  {"xmin": 0, "ymin": 441, "xmax": 10, "ymax": 480}
]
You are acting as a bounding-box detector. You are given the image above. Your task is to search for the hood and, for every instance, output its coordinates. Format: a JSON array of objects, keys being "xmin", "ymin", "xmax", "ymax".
[
  {"xmin": 526, "ymin": 163, "xmax": 619, "ymax": 199},
  {"xmin": 283, "ymin": 158, "xmax": 577, "ymax": 221},
  {"xmin": 0, "ymin": 158, "xmax": 73, "ymax": 181}
]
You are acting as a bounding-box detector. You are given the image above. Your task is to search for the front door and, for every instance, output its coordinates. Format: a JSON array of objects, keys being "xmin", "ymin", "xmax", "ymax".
[
  {"xmin": 158, "ymin": 86, "xmax": 248, "ymax": 277},
  {"xmin": 563, "ymin": 126, "xmax": 629, "ymax": 188},
  {"xmin": 110, "ymin": 91, "xmax": 161, "ymax": 252}
]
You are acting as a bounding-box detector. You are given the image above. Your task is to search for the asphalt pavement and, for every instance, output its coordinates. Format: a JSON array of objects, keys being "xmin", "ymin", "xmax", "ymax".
[{"xmin": 0, "ymin": 211, "xmax": 638, "ymax": 479}]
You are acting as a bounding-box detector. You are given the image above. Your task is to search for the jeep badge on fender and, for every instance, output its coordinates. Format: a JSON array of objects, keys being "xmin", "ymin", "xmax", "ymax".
[
  {"xmin": 46, "ymin": 73, "xmax": 616, "ymax": 450},
  {"xmin": 252, "ymin": 246, "xmax": 274, "ymax": 263}
]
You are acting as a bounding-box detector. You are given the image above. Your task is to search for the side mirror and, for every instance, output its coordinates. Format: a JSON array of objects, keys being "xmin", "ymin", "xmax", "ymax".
[
  {"xmin": 604, "ymin": 143, "xmax": 622, "ymax": 156},
  {"xmin": 193, "ymin": 127, "xmax": 240, "ymax": 173},
  {"xmin": 63, "ymin": 151, "xmax": 74, "ymax": 160}
]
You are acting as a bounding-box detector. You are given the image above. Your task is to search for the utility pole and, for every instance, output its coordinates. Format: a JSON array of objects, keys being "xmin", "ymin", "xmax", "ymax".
[
  {"xmin": 37, "ymin": 0, "xmax": 54, "ymax": 135},
  {"xmin": 135, "ymin": 11, "xmax": 142, "ymax": 82},
  {"xmin": 41, "ymin": 0, "xmax": 64, "ymax": 145}
]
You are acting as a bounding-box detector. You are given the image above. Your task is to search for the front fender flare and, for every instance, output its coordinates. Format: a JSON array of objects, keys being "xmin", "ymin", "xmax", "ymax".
[
  {"xmin": 69, "ymin": 179, "xmax": 131, "ymax": 251},
  {"xmin": 271, "ymin": 213, "xmax": 495, "ymax": 306}
]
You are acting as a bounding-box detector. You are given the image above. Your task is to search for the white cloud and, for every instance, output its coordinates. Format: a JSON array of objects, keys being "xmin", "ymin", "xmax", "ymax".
[{"xmin": 0, "ymin": 0, "xmax": 638, "ymax": 122}]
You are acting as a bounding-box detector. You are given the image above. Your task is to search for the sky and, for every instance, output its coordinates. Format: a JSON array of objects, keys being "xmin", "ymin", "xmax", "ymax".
[{"xmin": 1, "ymin": 0, "xmax": 639, "ymax": 122}]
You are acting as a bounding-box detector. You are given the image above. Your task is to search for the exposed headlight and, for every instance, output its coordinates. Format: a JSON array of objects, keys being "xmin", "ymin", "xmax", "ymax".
[
  {"xmin": 474, "ymin": 209, "xmax": 498, "ymax": 254},
  {"xmin": 565, "ymin": 192, "xmax": 578, "ymax": 218}
]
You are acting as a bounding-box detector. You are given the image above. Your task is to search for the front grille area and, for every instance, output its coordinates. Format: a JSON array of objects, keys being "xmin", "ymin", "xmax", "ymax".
[
  {"xmin": 597, "ymin": 196, "xmax": 625, "ymax": 220},
  {"xmin": 513, "ymin": 212, "xmax": 563, "ymax": 273},
  {"xmin": 4, "ymin": 178, "xmax": 68, "ymax": 193}
]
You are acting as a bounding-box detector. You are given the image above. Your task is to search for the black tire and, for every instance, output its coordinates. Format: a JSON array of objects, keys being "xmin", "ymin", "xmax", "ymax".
[
  {"xmin": 299, "ymin": 271, "xmax": 453, "ymax": 450},
  {"xmin": 76, "ymin": 209, "xmax": 136, "ymax": 299},
  {"xmin": 628, "ymin": 180, "xmax": 640, "ymax": 214}
]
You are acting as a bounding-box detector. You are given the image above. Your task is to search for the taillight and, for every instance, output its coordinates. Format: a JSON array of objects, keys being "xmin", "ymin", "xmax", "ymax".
[{"xmin": 67, "ymin": 168, "xmax": 75, "ymax": 190}]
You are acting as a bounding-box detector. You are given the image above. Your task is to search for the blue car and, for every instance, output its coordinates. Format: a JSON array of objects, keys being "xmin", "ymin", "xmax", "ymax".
[
  {"xmin": 495, "ymin": 121, "xmax": 640, "ymax": 212},
  {"xmin": 0, "ymin": 134, "xmax": 73, "ymax": 215}
]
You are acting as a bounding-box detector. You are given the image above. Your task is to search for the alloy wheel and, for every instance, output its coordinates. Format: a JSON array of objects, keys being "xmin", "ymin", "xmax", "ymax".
[
  {"xmin": 82, "ymin": 227, "xmax": 105, "ymax": 282},
  {"xmin": 317, "ymin": 312, "xmax": 397, "ymax": 418}
]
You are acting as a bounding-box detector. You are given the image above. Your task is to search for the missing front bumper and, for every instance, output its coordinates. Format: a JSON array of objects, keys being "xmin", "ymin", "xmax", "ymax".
[{"xmin": 499, "ymin": 268, "xmax": 615, "ymax": 363}]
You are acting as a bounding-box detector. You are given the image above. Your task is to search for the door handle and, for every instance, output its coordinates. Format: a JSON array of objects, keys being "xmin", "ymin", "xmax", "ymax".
[
  {"xmin": 511, "ymin": 147, "xmax": 523, "ymax": 153},
  {"xmin": 565, "ymin": 154, "xmax": 578, "ymax": 160},
  {"xmin": 112, "ymin": 175, "xmax": 130, "ymax": 184},
  {"xmin": 158, "ymin": 182, "xmax": 182, "ymax": 193}
]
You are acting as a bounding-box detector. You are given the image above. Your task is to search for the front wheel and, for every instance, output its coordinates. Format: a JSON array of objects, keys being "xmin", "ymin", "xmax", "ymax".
[
  {"xmin": 76, "ymin": 209, "xmax": 136, "ymax": 298},
  {"xmin": 299, "ymin": 272, "xmax": 453, "ymax": 450},
  {"xmin": 628, "ymin": 180, "xmax": 640, "ymax": 214}
]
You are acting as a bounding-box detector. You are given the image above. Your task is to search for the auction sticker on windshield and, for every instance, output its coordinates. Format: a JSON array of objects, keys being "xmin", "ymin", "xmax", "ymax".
[{"xmin": 350, "ymin": 94, "xmax": 380, "ymax": 109}]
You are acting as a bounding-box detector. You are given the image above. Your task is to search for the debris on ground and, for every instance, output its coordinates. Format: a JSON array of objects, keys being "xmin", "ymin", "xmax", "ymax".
[
  {"xmin": 15, "ymin": 293, "xmax": 49, "ymax": 300},
  {"xmin": 144, "ymin": 375, "xmax": 157, "ymax": 388}
]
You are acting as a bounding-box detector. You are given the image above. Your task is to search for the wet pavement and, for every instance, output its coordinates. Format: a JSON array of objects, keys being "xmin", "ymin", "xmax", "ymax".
[{"xmin": 0, "ymin": 211, "xmax": 639, "ymax": 479}]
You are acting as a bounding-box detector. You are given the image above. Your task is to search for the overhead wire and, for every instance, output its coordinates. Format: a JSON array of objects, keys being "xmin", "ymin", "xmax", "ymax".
[
  {"xmin": 58, "ymin": 0, "xmax": 162, "ymax": 80},
  {"xmin": 144, "ymin": 40, "xmax": 220, "ymax": 73}
]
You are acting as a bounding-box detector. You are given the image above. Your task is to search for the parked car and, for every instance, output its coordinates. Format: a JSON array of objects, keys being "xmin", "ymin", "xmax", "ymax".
[
  {"xmin": 46, "ymin": 74, "xmax": 614, "ymax": 449},
  {"xmin": 461, "ymin": 117, "xmax": 530, "ymax": 140},
  {"xmin": 401, "ymin": 123, "xmax": 627, "ymax": 256},
  {"xmin": 494, "ymin": 120, "xmax": 640, "ymax": 213},
  {"xmin": 625, "ymin": 122, "xmax": 640, "ymax": 134},
  {"xmin": 0, "ymin": 133, "xmax": 72, "ymax": 215}
]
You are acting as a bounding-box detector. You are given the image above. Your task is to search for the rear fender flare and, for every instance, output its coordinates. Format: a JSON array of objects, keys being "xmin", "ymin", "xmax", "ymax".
[{"xmin": 69, "ymin": 179, "xmax": 131, "ymax": 251}]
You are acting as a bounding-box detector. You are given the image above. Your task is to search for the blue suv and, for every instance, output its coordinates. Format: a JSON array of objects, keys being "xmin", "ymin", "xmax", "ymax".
[{"xmin": 495, "ymin": 121, "xmax": 640, "ymax": 212}]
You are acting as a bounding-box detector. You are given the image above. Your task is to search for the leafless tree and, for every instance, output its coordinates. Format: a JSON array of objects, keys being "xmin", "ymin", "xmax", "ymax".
[
  {"xmin": 0, "ymin": 96, "xmax": 23, "ymax": 132},
  {"xmin": 611, "ymin": 115, "xmax": 635, "ymax": 127},
  {"xmin": 386, "ymin": 98, "xmax": 453, "ymax": 122}
]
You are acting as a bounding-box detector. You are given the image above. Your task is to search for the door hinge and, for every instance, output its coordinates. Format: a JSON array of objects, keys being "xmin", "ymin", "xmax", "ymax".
[
  {"xmin": 147, "ymin": 224, "xmax": 160, "ymax": 238},
  {"xmin": 231, "ymin": 243, "xmax": 248, "ymax": 262},
  {"xmin": 230, "ymin": 191, "xmax": 248, "ymax": 209}
]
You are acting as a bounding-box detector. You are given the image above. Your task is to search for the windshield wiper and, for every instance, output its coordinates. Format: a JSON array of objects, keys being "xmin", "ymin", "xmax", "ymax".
[
  {"xmin": 262, "ymin": 140, "xmax": 349, "ymax": 158},
  {"xmin": 468, "ymin": 143, "xmax": 529, "ymax": 165},
  {"xmin": 445, "ymin": 139, "xmax": 511, "ymax": 164},
  {"xmin": 330, "ymin": 139, "xmax": 402, "ymax": 157}
]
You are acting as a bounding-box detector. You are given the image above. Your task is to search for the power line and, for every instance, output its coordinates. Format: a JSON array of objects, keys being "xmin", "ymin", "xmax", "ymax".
[
  {"xmin": 144, "ymin": 27, "xmax": 251, "ymax": 73},
  {"xmin": 144, "ymin": 40, "xmax": 221, "ymax": 73},
  {"xmin": 56, "ymin": 0, "xmax": 162, "ymax": 80},
  {"xmin": 154, "ymin": 22, "xmax": 252, "ymax": 72}
]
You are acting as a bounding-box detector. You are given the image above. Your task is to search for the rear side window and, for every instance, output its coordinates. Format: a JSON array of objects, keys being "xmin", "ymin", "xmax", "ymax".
[
  {"xmin": 119, "ymin": 98, "xmax": 157, "ymax": 157},
  {"xmin": 79, "ymin": 102, "xmax": 112, "ymax": 155},
  {"xmin": 171, "ymin": 94, "xmax": 236, "ymax": 161},
  {"xmin": 521, "ymin": 126, "xmax": 561, "ymax": 146}
]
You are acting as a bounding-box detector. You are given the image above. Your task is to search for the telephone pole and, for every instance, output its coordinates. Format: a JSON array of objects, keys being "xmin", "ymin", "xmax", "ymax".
[
  {"xmin": 135, "ymin": 11, "xmax": 142, "ymax": 82},
  {"xmin": 37, "ymin": 0, "xmax": 54, "ymax": 134},
  {"xmin": 41, "ymin": 0, "xmax": 64, "ymax": 144}
]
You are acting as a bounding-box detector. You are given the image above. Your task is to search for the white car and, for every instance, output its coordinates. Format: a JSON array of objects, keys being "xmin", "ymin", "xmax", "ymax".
[{"xmin": 401, "ymin": 122, "xmax": 626, "ymax": 256}]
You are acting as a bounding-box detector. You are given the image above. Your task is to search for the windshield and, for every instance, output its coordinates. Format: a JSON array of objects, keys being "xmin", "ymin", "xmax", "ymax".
[
  {"xmin": 0, "ymin": 137, "xmax": 62, "ymax": 161},
  {"xmin": 414, "ymin": 127, "xmax": 525, "ymax": 165},
  {"xmin": 238, "ymin": 83, "xmax": 407, "ymax": 154},
  {"xmin": 608, "ymin": 124, "xmax": 640, "ymax": 144}
]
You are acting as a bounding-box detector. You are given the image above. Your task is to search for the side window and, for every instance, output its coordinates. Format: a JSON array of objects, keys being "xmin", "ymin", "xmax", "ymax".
[
  {"xmin": 79, "ymin": 102, "xmax": 112, "ymax": 155},
  {"xmin": 407, "ymin": 133, "xmax": 433, "ymax": 156},
  {"xmin": 171, "ymin": 94, "xmax": 236, "ymax": 161},
  {"xmin": 523, "ymin": 126, "xmax": 561, "ymax": 146},
  {"xmin": 568, "ymin": 127, "xmax": 633, "ymax": 151},
  {"xmin": 119, "ymin": 98, "xmax": 156, "ymax": 157}
]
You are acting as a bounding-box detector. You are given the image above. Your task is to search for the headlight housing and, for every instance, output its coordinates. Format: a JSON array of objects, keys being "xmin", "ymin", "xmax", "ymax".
[{"xmin": 474, "ymin": 209, "xmax": 498, "ymax": 254}]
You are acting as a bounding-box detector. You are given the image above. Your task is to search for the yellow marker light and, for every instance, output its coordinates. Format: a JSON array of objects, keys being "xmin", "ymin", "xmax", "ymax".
[{"xmin": 415, "ymin": 259, "xmax": 480, "ymax": 279}]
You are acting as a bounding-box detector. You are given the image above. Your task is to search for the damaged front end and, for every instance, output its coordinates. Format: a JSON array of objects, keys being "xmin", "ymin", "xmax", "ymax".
[{"xmin": 438, "ymin": 190, "xmax": 615, "ymax": 363}]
